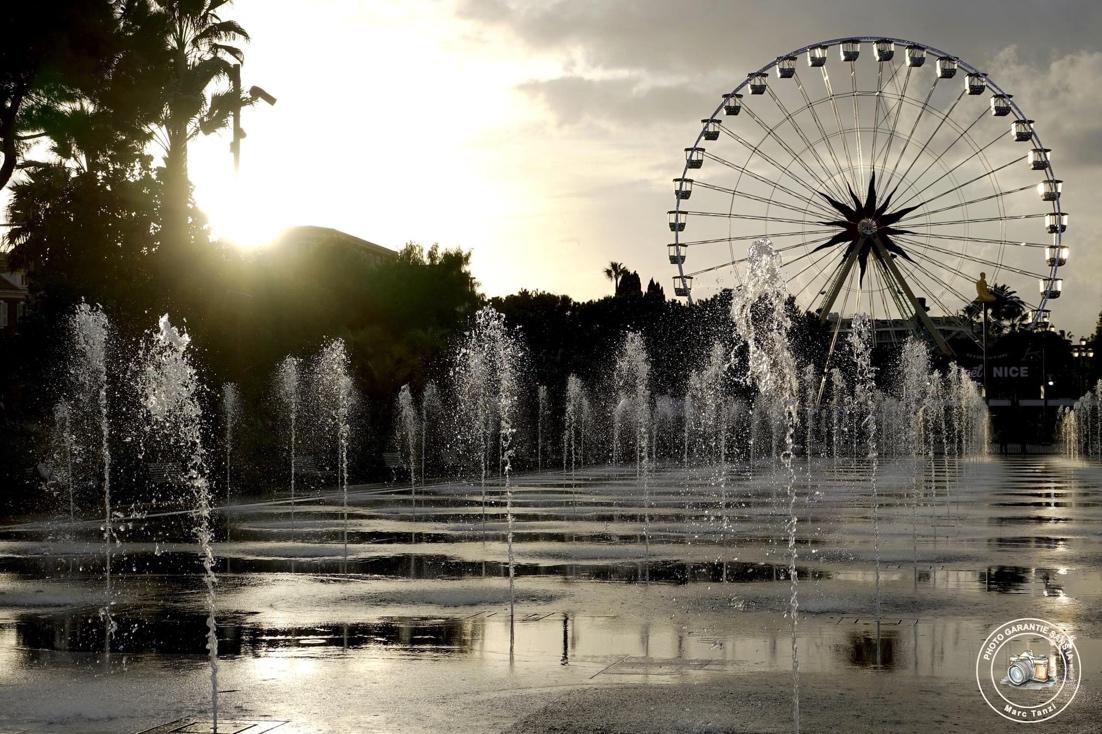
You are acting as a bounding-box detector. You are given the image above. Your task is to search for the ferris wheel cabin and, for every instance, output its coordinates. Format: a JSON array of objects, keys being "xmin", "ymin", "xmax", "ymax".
[
  {"xmin": 673, "ymin": 177, "xmax": 693, "ymax": 200},
  {"xmin": 1045, "ymin": 246, "xmax": 1069, "ymax": 267},
  {"xmin": 990, "ymin": 94, "xmax": 1012, "ymax": 116},
  {"xmin": 936, "ymin": 56, "xmax": 958, "ymax": 78},
  {"xmin": 673, "ymin": 275, "xmax": 693, "ymax": 298},
  {"xmin": 722, "ymin": 93, "xmax": 743, "ymax": 116},
  {"xmin": 1038, "ymin": 179, "xmax": 1062, "ymax": 201}
]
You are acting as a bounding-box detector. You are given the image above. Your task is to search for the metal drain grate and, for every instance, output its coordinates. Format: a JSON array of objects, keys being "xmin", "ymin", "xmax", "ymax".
[{"xmin": 137, "ymin": 719, "xmax": 287, "ymax": 734}]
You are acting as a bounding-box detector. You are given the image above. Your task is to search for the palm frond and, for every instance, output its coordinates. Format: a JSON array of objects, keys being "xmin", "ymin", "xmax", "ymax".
[{"xmin": 193, "ymin": 19, "xmax": 250, "ymax": 44}]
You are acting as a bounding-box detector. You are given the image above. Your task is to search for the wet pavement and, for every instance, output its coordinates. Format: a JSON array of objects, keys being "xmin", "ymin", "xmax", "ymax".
[{"xmin": 1, "ymin": 455, "xmax": 1101, "ymax": 732}]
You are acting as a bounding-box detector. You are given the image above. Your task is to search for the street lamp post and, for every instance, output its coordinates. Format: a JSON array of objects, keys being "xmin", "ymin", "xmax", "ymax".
[{"xmin": 229, "ymin": 64, "xmax": 277, "ymax": 174}]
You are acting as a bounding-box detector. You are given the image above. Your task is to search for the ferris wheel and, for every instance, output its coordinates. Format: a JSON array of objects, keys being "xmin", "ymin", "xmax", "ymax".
[{"xmin": 667, "ymin": 37, "xmax": 1065, "ymax": 355}]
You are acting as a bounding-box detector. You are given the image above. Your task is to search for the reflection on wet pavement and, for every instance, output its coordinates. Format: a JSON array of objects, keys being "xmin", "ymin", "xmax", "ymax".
[{"xmin": 1, "ymin": 455, "xmax": 1102, "ymax": 730}]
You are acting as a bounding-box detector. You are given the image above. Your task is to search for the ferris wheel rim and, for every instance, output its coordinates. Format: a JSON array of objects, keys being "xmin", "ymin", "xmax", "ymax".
[{"xmin": 668, "ymin": 35, "xmax": 1064, "ymax": 326}]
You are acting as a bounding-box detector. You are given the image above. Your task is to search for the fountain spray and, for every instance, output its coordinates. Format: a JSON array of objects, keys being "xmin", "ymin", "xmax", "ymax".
[
  {"xmin": 731, "ymin": 239, "xmax": 801, "ymax": 733},
  {"xmin": 138, "ymin": 315, "xmax": 218, "ymax": 730},
  {"xmin": 848, "ymin": 313, "xmax": 880, "ymax": 667},
  {"xmin": 67, "ymin": 304, "xmax": 113, "ymax": 657},
  {"xmin": 275, "ymin": 357, "xmax": 300, "ymax": 531}
]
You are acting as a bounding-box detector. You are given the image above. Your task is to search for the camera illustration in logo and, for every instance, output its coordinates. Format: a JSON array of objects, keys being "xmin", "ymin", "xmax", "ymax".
[
  {"xmin": 976, "ymin": 618, "xmax": 1081, "ymax": 723},
  {"xmin": 1005, "ymin": 650, "xmax": 1056, "ymax": 687}
]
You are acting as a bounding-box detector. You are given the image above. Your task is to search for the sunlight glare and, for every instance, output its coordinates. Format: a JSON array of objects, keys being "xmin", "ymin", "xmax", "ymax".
[{"xmin": 196, "ymin": 172, "xmax": 290, "ymax": 251}]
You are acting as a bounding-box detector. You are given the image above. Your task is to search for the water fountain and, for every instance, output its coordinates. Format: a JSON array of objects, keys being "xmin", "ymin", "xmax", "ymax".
[
  {"xmin": 222, "ymin": 383, "xmax": 240, "ymax": 504},
  {"xmin": 137, "ymin": 314, "xmax": 219, "ymax": 729},
  {"xmin": 848, "ymin": 313, "xmax": 880, "ymax": 670},
  {"xmin": 614, "ymin": 333, "xmax": 651, "ymax": 476},
  {"xmin": 45, "ymin": 400, "xmax": 76, "ymax": 524},
  {"xmin": 731, "ymin": 238, "xmax": 801, "ymax": 733},
  {"xmin": 1060, "ymin": 379, "xmax": 1102, "ymax": 457},
  {"xmin": 614, "ymin": 332, "xmax": 652, "ymax": 576},
  {"xmin": 65, "ymin": 303, "xmax": 114, "ymax": 657},
  {"xmin": 563, "ymin": 374, "xmax": 585, "ymax": 513},
  {"xmin": 274, "ymin": 357, "xmax": 301, "ymax": 529},
  {"xmin": 536, "ymin": 384, "xmax": 548, "ymax": 471},
  {"xmin": 396, "ymin": 384, "xmax": 419, "ymax": 493},
  {"xmin": 421, "ymin": 381, "xmax": 440, "ymax": 483},
  {"xmin": 801, "ymin": 364, "xmax": 816, "ymax": 468},
  {"xmin": 315, "ymin": 339, "xmax": 354, "ymax": 571},
  {"xmin": 454, "ymin": 307, "xmax": 522, "ymax": 652},
  {"xmin": 899, "ymin": 338, "xmax": 929, "ymax": 589},
  {"xmin": 829, "ymin": 368, "xmax": 845, "ymax": 467}
]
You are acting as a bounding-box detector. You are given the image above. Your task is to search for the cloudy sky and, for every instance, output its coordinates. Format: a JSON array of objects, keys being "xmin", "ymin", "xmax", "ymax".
[{"xmin": 184, "ymin": 1, "xmax": 1099, "ymax": 334}]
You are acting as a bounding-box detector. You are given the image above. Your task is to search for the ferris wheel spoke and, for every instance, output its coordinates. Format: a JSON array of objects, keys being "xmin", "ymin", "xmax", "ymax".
[
  {"xmin": 899, "ymin": 157, "xmax": 1028, "ymax": 215},
  {"xmin": 903, "ymin": 212, "xmax": 1045, "ymax": 228},
  {"xmin": 790, "ymin": 250, "xmax": 847, "ymax": 301},
  {"xmin": 740, "ymin": 106, "xmax": 846, "ymax": 203},
  {"xmin": 792, "ymin": 72, "xmax": 849, "ymax": 199},
  {"xmin": 893, "ymin": 257, "xmax": 968, "ymax": 319},
  {"xmin": 693, "ymin": 180, "xmax": 828, "ymax": 219},
  {"xmin": 684, "ymin": 237, "xmax": 832, "ymax": 277},
  {"xmin": 892, "ymin": 108, "xmax": 988, "ymax": 202},
  {"xmin": 875, "ymin": 64, "xmax": 911, "ymax": 177},
  {"xmin": 910, "ymin": 231, "xmax": 1049, "ymax": 248},
  {"xmin": 887, "ymin": 88, "xmax": 966, "ymax": 199},
  {"xmin": 820, "ymin": 66, "xmax": 858, "ymax": 192},
  {"xmin": 894, "ymin": 251, "xmax": 973, "ymax": 306},
  {"xmin": 882, "ymin": 75, "xmax": 940, "ymax": 192},
  {"xmin": 869, "ymin": 59, "xmax": 890, "ymax": 181},
  {"xmin": 672, "ymin": 229, "xmax": 837, "ymax": 248},
  {"xmin": 679, "ymin": 210, "xmax": 820, "ymax": 226},
  {"xmin": 784, "ymin": 242, "xmax": 843, "ymax": 270},
  {"xmin": 766, "ymin": 86, "xmax": 850, "ymax": 201},
  {"xmin": 896, "ymin": 129, "xmax": 1006, "ymax": 209},
  {"xmin": 895, "ymin": 235, "xmax": 1049, "ymax": 279},
  {"xmin": 905, "ymin": 248, "xmax": 987, "ymax": 299},
  {"xmin": 849, "ymin": 61, "xmax": 865, "ymax": 183},
  {"xmin": 703, "ymin": 149, "xmax": 836, "ymax": 217}
]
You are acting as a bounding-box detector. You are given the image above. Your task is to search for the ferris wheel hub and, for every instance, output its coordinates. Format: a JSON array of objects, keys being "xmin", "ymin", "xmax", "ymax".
[{"xmin": 857, "ymin": 218, "xmax": 878, "ymax": 237}]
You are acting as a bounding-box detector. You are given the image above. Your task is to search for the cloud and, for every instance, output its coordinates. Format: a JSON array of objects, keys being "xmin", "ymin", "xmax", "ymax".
[
  {"xmin": 518, "ymin": 75, "xmax": 717, "ymax": 128},
  {"xmin": 992, "ymin": 46, "xmax": 1102, "ymax": 166},
  {"xmin": 458, "ymin": 0, "xmax": 1102, "ymax": 79}
]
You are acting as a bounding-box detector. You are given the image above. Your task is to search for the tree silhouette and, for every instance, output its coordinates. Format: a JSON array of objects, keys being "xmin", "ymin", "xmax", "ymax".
[
  {"xmin": 962, "ymin": 282, "xmax": 1027, "ymax": 336},
  {"xmin": 0, "ymin": 1, "xmax": 117, "ymax": 191},
  {"xmin": 604, "ymin": 261, "xmax": 626, "ymax": 294},
  {"xmin": 615, "ymin": 269, "xmax": 641, "ymax": 298}
]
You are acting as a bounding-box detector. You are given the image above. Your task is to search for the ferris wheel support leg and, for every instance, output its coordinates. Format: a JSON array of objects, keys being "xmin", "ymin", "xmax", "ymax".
[{"xmin": 871, "ymin": 238, "xmax": 954, "ymax": 357}]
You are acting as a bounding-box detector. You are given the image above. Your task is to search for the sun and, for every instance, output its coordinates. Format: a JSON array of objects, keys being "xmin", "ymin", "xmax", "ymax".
[{"xmin": 194, "ymin": 174, "xmax": 291, "ymax": 251}]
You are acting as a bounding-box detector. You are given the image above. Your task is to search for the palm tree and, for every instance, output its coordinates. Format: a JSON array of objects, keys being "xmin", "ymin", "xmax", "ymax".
[
  {"xmin": 0, "ymin": 2, "xmax": 118, "ymax": 191},
  {"xmin": 604, "ymin": 261, "xmax": 626, "ymax": 295},
  {"xmin": 145, "ymin": 0, "xmax": 259, "ymax": 254},
  {"xmin": 963, "ymin": 282, "xmax": 1027, "ymax": 336}
]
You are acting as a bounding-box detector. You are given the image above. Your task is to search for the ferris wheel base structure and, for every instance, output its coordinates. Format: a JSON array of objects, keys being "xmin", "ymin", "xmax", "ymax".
[{"xmin": 666, "ymin": 36, "xmax": 1067, "ymax": 363}]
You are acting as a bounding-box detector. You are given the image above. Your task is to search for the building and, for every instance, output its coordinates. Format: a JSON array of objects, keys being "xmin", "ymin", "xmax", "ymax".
[
  {"xmin": 271, "ymin": 226, "xmax": 397, "ymax": 267},
  {"xmin": 0, "ymin": 253, "xmax": 28, "ymax": 334}
]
